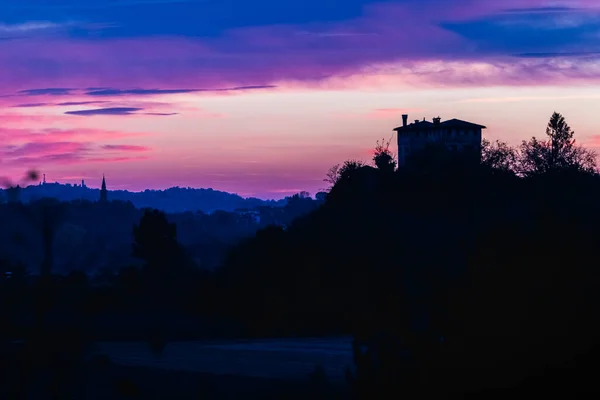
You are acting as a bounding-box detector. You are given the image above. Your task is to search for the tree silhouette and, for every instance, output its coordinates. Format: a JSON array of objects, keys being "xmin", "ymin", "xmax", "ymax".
[
  {"xmin": 481, "ymin": 138, "xmax": 518, "ymax": 174},
  {"xmin": 373, "ymin": 138, "xmax": 396, "ymax": 173},
  {"xmin": 324, "ymin": 164, "xmax": 341, "ymax": 189},
  {"xmin": 132, "ymin": 209, "xmax": 180, "ymax": 275},
  {"xmin": 338, "ymin": 160, "xmax": 366, "ymax": 181},
  {"xmin": 519, "ymin": 112, "xmax": 597, "ymax": 176},
  {"xmin": 15, "ymin": 198, "xmax": 67, "ymax": 278}
]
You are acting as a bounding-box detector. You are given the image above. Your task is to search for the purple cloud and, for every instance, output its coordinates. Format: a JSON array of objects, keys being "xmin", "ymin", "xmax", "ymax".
[
  {"xmin": 13, "ymin": 102, "xmax": 50, "ymax": 108},
  {"xmin": 57, "ymin": 101, "xmax": 110, "ymax": 106},
  {"xmin": 102, "ymin": 144, "xmax": 151, "ymax": 152},
  {"xmin": 84, "ymin": 86, "xmax": 277, "ymax": 96},
  {"xmin": 18, "ymin": 88, "xmax": 74, "ymax": 96},
  {"xmin": 65, "ymin": 107, "xmax": 178, "ymax": 117},
  {"xmin": 65, "ymin": 107, "xmax": 143, "ymax": 116},
  {"xmin": 0, "ymin": 0, "xmax": 598, "ymax": 97}
]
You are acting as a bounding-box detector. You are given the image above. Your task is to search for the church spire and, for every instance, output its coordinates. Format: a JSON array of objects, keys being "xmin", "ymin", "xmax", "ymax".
[{"xmin": 100, "ymin": 174, "xmax": 108, "ymax": 203}]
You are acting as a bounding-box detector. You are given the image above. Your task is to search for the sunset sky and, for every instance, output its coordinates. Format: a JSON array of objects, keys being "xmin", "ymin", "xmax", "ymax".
[{"xmin": 2, "ymin": 0, "xmax": 600, "ymax": 198}]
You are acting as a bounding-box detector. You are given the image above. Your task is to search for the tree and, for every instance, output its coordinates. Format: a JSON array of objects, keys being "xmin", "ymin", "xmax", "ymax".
[
  {"xmin": 338, "ymin": 160, "xmax": 366, "ymax": 181},
  {"xmin": 324, "ymin": 164, "xmax": 341, "ymax": 189},
  {"xmin": 13, "ymin": 198, "xmax": 66, "ymax": 278},
  {"xmin": 324, "ymin": 160, "xmax": 366, "ymax": 189},
  {"xmin": 132, "ymin": 209, "xmax": 180, "ymax": 275},
  {"xmin": 519, "ymin": 112, "xmax": 597, "ymax": 176},
  {"xmin": 373, "ymin": 138, "xmax": 397, "ymax": 173},
  {"xmin": 315, "ymin": 192, "xmax": 327, "ymax": 202},
  {"xmin": 481, "ymin": 138, "xmax": 518, "ymax": 174}
]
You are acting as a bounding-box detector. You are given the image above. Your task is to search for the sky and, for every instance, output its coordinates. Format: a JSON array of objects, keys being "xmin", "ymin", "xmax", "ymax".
[{"xmin": 2, "ymin": 0, "xmax": 600, "ymax": 198}]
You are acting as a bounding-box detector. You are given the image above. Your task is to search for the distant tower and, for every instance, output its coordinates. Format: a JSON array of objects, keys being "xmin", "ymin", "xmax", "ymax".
[
  {"xmin": 100, "ymin": 174, "xmax": 108, "ymax": 203},
  {"xmin": 81, "ymin": 179, "xmax": 86, "ymax": 188},
  {"xmin": 43, "ymin": 174, "xmax": 46, "ymax": 185}
]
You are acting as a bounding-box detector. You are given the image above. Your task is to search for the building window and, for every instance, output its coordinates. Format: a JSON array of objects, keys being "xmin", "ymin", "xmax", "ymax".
[
  {"xmin": 451, "ymin": 129, "xmax": 456, "ymax": 137},
  {"xmin": 460, "ymin": 130, "xmax": 465, "ymax": 136}
]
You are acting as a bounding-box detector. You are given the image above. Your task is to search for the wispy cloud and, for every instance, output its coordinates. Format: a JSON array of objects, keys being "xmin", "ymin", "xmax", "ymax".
[
  {"xmin": 13, "ymin": 103, "xmax": 50, "ymax": 108},
  {"xmin": 19, "ymin": 88, "xmax": 74, "ymax": 96},
  {"xmin": 84, "ymin": 86, "xmax": 278, "ymax": 96},
  {"xmin": 102, "ymin": 144, "xmax": 151, "ymax": 152},
  {"xmin": 64, "ymin": 107, "xmax": 178, "ymax": 116},
  {"xmin": 57, "ymin": 101, "xmax": 110, "ymax": 106},
  {"xmin": 0, "ymin": 21, "xmax": 63, "ymax": 33},
  {"xmin": 65, "ymin": 107, "xmax": 143, "ymax": 116}
]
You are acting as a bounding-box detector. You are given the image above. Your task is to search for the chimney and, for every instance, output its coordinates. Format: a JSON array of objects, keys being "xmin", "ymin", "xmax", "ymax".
[
  {"xmin": 433, "ymin": 116, "xmax": 441, "ymax": 125},
  {"xmin": 402, "ymin": 114, "xmax": 408, "ymax": 127}
]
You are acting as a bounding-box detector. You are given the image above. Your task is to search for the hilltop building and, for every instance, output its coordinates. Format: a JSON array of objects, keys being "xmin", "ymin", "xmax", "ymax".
[
  {"xmin": 394, "ymin": 114, "xmax": 486, "ymax": 167},
  {"xmin": 100, "ymin": 174, "xmax": 108, "ymax": 203}
]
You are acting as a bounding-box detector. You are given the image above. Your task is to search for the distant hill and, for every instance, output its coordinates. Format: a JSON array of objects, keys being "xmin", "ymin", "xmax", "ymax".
[{"xmin": 0, "ymin": 182, "xmax": 285, "ymax": 213}]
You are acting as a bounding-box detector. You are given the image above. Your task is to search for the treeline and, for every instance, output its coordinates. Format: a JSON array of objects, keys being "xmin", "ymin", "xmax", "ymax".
[
  {"xmin": 0, "ymin": 191, "xmax": 323, "ymax": 275},
  {"xmin": 0, "ymin": 184, "xmax": 285, "ymax": 213}
]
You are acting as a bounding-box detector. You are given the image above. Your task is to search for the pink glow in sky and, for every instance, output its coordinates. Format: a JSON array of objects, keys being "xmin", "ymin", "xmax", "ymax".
[{"xmin": 2, "ymin": 0, "xmax": 600, "ymax": 198}]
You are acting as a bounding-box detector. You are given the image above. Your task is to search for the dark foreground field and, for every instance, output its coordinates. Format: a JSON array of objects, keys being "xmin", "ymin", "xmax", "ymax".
[{"xmin": 18, "ymin": 337, "xmax": 354, "ymax": 399}]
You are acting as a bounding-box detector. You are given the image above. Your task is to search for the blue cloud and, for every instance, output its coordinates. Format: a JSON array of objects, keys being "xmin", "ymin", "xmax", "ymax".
[
  {"xmin": 64, "ymin": 107, "xmax": 178, "ymax": 116},
  {"xmin": 85, "ymin": 88, "xmax": 198, "ymax": 96},
  {"xmin": 19, "ymin": 88, "xmax": 74, "ymax": 96},
  {"xmin": 441, "ymin": 8, "xmax": 600, "ymax": 55},
  {"xmin": 84, "ymin": 86, "xmax": 277, "ymax": 96},
  {"xmin": 0, "ymin": 0, "xmax": 378, "ymax": 38},
  {"xmin": 57, "ymin": 101, "xmax": 110, "ymax": 106},
  {"xmin": 13, "ymin": 102, "xmax": 50, "ymax": 107},
  {"xmin": 65, "ymin": 107, "xmax": 143, "ymax": 116}
]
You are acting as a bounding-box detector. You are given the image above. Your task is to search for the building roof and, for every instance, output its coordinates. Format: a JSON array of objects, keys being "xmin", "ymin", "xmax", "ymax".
[{"xmin": 394, "ymin": 118, "xmax": 486, "ymax": 132}]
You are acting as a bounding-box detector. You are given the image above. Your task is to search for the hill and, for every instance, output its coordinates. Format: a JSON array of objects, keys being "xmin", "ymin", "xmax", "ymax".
[{"xmin": 0, "ymin": 182, "xmax": 284, "ymax": 213}]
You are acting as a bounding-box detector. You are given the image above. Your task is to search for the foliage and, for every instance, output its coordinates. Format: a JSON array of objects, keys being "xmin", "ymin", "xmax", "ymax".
[
  {"xmin": 373, "ymin": 138, "xmax": 397, "ymax": 173},
  {"xmin": 518, "ymin": 111, "xmax": 597, "ymax": 176},
  {"xmin": 481, "ymin": 138, "xmax": 518, "ymax": 174}
]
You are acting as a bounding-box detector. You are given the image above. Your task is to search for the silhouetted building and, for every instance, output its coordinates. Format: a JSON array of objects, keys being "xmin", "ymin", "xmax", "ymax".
[
  {"xmin": 394, "ymin": 114, "xmax": 486, "ymax": 166},
  {"xmin": 100, "ymin": 175, "xmax": 108, "ymax": 203}
]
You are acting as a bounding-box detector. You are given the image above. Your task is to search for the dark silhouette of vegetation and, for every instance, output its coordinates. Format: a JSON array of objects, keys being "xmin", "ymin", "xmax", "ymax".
[
  {"xmin": 373, "ymin": 138, "xmax": 396, "ymax": 173},
  {"xmin": 3, "ymin": 111, "xmax": 600, "ymax": 398}
]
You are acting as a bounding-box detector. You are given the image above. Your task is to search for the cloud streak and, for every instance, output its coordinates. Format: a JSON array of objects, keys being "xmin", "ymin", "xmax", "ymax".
[
  {"xmin": 65, "ymin": 107, "xmax": 144, "ymax": 116},
  {"xmin": 102, "ymin": 144, "xmax": 151, "ymax": 152}
]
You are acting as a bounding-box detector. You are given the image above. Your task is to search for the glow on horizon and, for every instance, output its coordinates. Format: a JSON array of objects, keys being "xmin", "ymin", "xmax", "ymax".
[{"xmin": 1, "ymin": 0, "xmax": 600, "ymax": 199}]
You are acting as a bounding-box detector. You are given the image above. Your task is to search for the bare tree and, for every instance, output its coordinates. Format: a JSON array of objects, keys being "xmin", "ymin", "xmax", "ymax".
[{"xmin": 324, "ymin": 164, "xmax": 341, "ymax": 189}]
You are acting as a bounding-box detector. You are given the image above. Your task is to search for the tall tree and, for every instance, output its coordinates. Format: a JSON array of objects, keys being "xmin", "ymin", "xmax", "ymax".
[
  {"xmin": 519, "ymin": 112, "xmax": 597, "ymax": 176},
  {"xmin": 132, "ymin": 209, "xmax": 180, "ymax": 275}
]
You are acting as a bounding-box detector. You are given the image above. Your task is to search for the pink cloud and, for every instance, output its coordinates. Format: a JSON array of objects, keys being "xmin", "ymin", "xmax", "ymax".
[
  {"xmin": 0, "ymin": 127, "xmax": 147, "ymax": 145},
  {"xmin": 102, "ymin": 144, "xmax": 151, "ymax": 152}
]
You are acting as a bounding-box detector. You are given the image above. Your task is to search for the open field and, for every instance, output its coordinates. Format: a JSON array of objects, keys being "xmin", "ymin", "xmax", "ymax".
[{"xmin": 93, "ymin": 336, "xmax": 356, "ymax": 383}]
